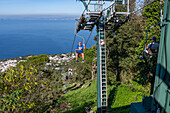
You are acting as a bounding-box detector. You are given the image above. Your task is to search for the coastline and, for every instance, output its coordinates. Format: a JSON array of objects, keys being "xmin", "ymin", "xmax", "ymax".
[{"xmin": 0, "ymin": 53, "xmax": 75, "ymax": 72}]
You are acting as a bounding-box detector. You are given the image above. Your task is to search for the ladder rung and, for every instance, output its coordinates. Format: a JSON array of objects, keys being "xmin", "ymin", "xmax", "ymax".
[
  {"xmin": 102, "ymin": 90, "xmax": 107, "ymax": 92},
  {"xmin": 102, "ymin": 94, "xmax": 107, "ymax": 96},
  {"xmin": 102, "ymin": 97, "xmax": 107, "ymax": 99},
  {"xmin": 89, "ymin": 20, "xmax": 96, "ymax": 22},
  {"xmin": 86, "ymin": 24, "xmax": 93, "ymax": 27}
]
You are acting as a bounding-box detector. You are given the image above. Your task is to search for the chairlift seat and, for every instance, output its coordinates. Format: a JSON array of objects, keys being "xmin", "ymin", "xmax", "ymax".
[
  {"xmin": 115, "ymin": 12, "xmax": 130, "ymax": 16},
  {"xmin": 87, "ymin": 11, "xmax": 101, "ymax": 15},
  {"xmin": 78, "ymin": 54, "xmax": 82, "ymax": 57},
  {"xmin": 86, "ymin": 24, "xmax": 93, "ymax": 27},
  {"xmin": 105, "ymin": 27, "xmax": 111, "ymax": 30},
  {"xmin": 89, "ymin": 18, "xmax": 96, "ymax": 22},
  {"xmin": 106, "ymin": 23, "xmax": 112, "ymax": 26},
  {"xmin": 84, "ymin": 26, "xmax": 92, "ymax": 30},
  {"xmin": 148, "ymin": 49, "xmax": 158, "ymax": 56},
  {"xmin": 116, "ymin": 0, "xmax": 123, "ymax": 3},
  {"xmin": 90, "ymin": 15, "xmax": 100, "ymax": 18},
  {"xmin": 109, "ymin": 19, "xmax": 117, "ymax": 23}
]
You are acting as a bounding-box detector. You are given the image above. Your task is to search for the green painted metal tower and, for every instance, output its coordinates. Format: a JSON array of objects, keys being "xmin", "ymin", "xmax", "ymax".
[{"xmin": 76, "ymin": 0, "xmax": 129, "ymax": 112}]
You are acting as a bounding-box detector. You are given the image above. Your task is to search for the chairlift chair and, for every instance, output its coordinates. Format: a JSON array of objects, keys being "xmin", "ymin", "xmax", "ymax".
[
  {"xmin": 141, "ymin": 22, "xmax": 160, "ymax": 59},
  {"xmin": 144, "ymin": 46, "xmax": 159, "ymax": 56}
]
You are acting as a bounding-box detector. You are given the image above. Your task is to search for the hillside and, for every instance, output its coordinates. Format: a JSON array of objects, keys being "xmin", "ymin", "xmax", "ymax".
[
  {"xmin": 0, "ymin": 47, "xmax": 151, "ymax": 113},
  {"xmin": 60, "ymin": 79, "xmax": 150, "ymax": 113}
]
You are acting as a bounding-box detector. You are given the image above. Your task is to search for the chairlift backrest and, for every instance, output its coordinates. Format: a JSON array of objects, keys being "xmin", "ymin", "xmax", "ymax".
[
  {"xmin": 148, "ymin": 49, "xmax": 158, "ymax": 55},
  {"xmin": 150, "ymin": 43, "xmax": 159, "ymax": 49},
  {"xmin": 116, "ymin": 0, "xmax": 125, "ymax": 4}
]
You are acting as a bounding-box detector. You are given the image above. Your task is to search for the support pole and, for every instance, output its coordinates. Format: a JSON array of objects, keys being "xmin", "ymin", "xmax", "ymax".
[
  {"xmin": 97, "ymin": 16, "xmax": 107, "ymax": 113},
  {"xmin": 127, "ymin": 0, "xmax": 129, "ymax": 16},
  {"xmin": 88, "ymin": 0, "xmax": 90, "ymax": 12},
  {"xmin": 97, "ymin": 21, "xmax": 102, "ymax": 113}
]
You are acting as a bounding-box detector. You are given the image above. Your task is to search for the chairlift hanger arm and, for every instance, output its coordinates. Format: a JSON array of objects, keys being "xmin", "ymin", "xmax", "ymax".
[
  {"xmin": 77, "ymin": 0, "xmax": 89, "ymax": 10},
  {"xmin": 145, "ymin": 21, "xmax": 161, "ymax": 46},
  {"xmin": 76, "ymin": 34, "xmax": 86, "ymax": 45},
  {"xmin": 75, "ymin": 19, "xmax": 86, "ymax": 44}
]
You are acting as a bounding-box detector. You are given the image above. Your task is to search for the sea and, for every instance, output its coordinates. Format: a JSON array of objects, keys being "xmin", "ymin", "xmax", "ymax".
[{"xmin": 0, "ymin": 19, "xmax": 96, "ymax": 59}]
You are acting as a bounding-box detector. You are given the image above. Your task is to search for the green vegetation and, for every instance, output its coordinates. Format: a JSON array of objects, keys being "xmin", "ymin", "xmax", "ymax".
[
  {"xmin": 107, "ymin": 82, "xmax": 150, "ymax": 113},
  {"xmin": 0, "ymin": 55, "xmax": 63, "ymax": 112}
]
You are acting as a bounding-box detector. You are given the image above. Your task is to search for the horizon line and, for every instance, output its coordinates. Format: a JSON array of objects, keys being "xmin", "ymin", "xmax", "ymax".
[{"xmin": 0, "ymin": 14, "xmax": 80, "ymax": 16}]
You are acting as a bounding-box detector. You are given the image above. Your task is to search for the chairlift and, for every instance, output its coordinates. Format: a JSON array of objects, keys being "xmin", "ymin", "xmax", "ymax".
[
  {"xmin": 75, "ymin": 20, "xmax": 86, "ymax": 59},
  {"xmin": 141, "ymin": 22, "xmax": 160, "ymax": 59}
]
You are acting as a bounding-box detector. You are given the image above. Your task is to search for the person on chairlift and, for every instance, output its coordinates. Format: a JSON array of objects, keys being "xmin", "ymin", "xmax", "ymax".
[
  {"xmin": 75, "ymin": 42, "xmax": 85, "ymax": 63},
  {"xmin": 141, "ymin": 36, "xmax": 159, "ymax": 59},
  {"xmin": 68, "ymin": 67, "xmax": 73, "ymax": 76}
]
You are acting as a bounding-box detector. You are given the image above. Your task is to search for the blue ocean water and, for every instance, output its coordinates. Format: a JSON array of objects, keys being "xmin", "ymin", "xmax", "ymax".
[{"xmin": 0, "ymin": 20, "xmax": 96, "ymax": 59}]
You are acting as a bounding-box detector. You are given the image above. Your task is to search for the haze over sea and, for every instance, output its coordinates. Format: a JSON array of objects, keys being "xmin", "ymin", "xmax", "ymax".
[{"xmin": 0, "ymin": 15, "xmax": 96, "ymax": 59}]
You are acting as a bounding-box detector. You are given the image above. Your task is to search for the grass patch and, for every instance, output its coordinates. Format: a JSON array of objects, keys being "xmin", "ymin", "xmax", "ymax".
[
  {"xmin": 62, "ymin": 80, "xmax": 97, "ymax": 113},
  {"xmin": 61, "ymin": 80, "xmax": 150, "ymax": 113},
  {"xmin": 108, "ymin": 81, "xmax": 150, "ymax": 113}
]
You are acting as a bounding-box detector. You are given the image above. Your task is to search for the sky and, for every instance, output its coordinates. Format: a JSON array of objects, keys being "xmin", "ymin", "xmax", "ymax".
[{"xmin": 0, "ymin": 0, "xmax": 84, "ymax": 15}]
